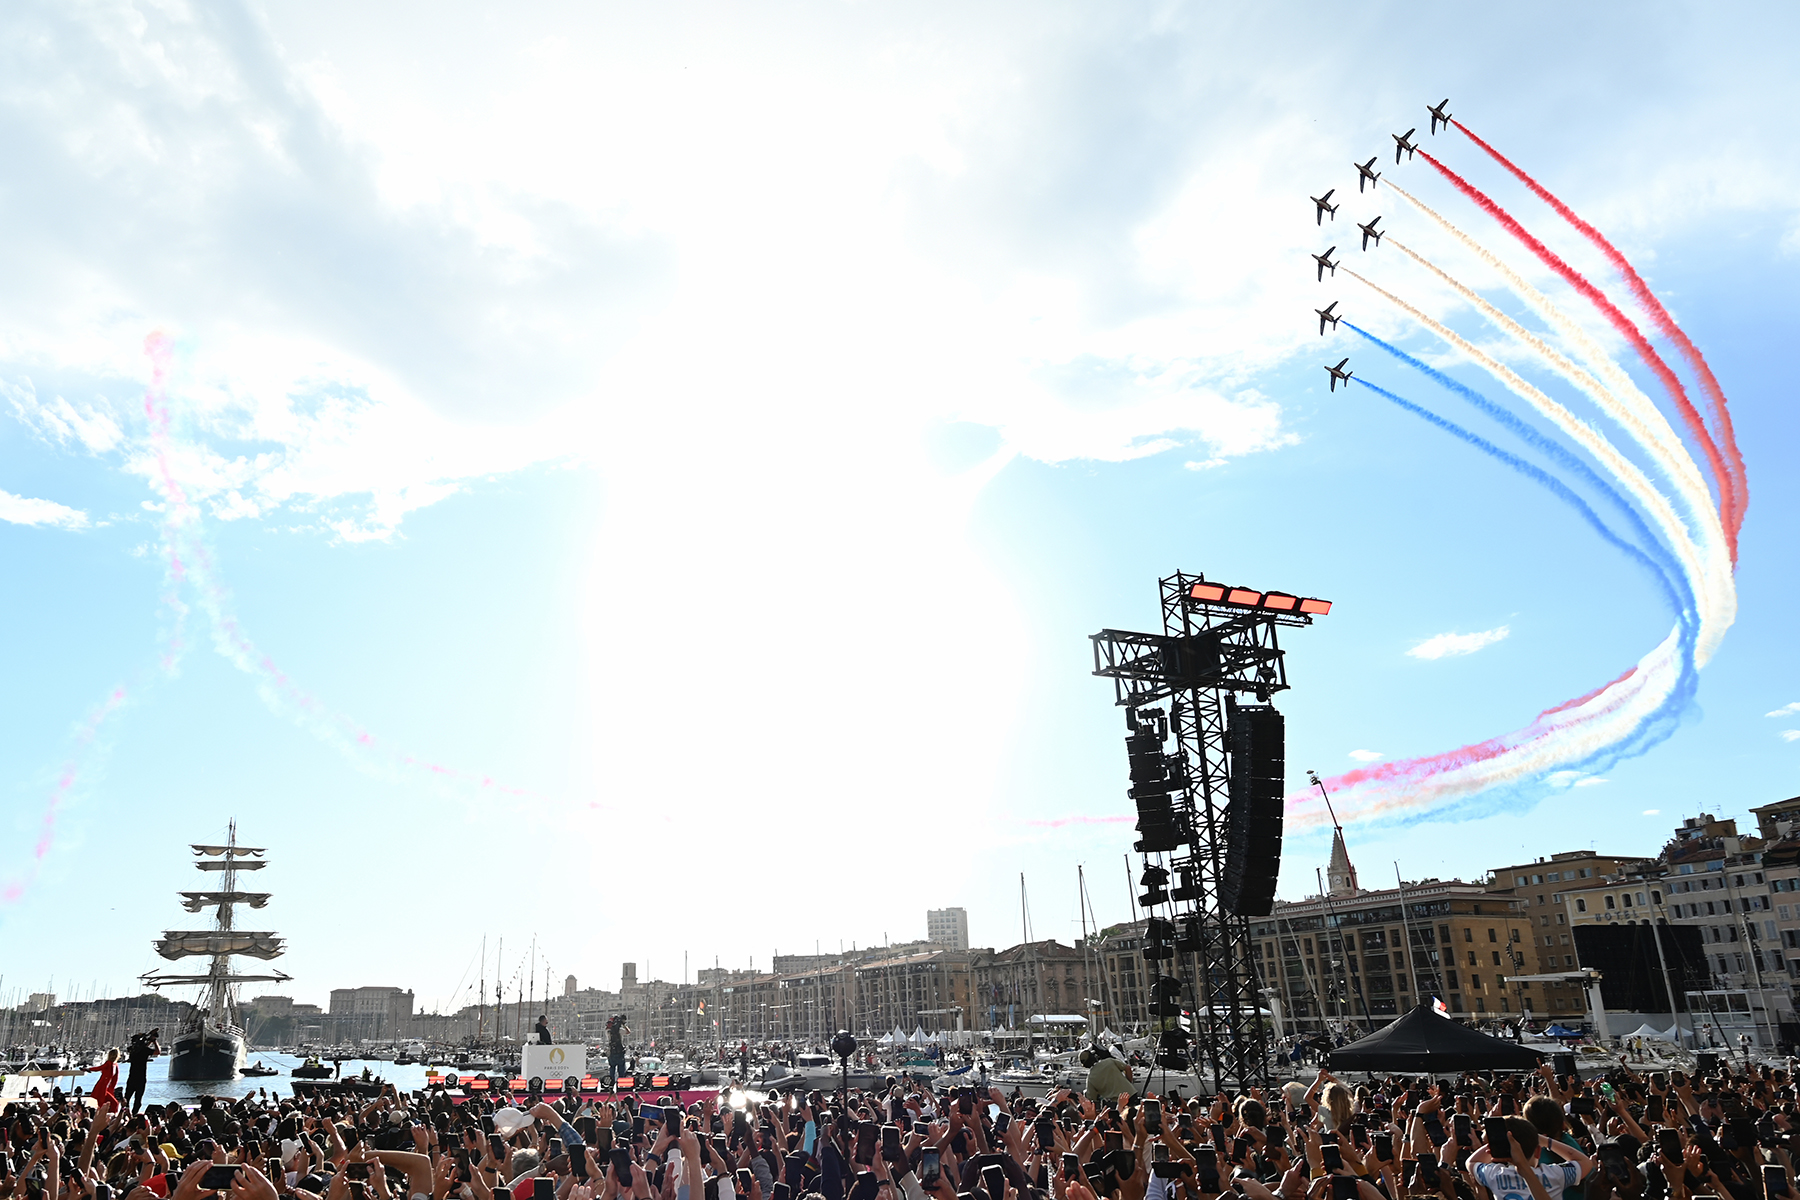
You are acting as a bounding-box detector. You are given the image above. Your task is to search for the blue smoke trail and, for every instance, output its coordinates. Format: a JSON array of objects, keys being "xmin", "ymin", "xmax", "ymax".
[
  {"xmin": 1350, "ymin": 377, "xmax": 1690, "ymax": 624},
  {"xmin": 1346, "ymin": 362, "xmax": 1701, "ymax": 778},
  {"xmin": 1345, "ymin": 323, "xmax": 1696, "ymax": 633}
]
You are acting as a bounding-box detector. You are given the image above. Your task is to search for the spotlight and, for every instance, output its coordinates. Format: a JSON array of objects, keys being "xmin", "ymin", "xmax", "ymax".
[
  {"xmin": 1144, "ymin": 918, "xmax": 1176, "ymax": 962},
  {"xmin": 1170, "ymin": 867, "xmax": 1200, "ymax": 903},
  {"xmin": 1139, "ymin": 865, "xmax": 1170, "ymax": 907}
]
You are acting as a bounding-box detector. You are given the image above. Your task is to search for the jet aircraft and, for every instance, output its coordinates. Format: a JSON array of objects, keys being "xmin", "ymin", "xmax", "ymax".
[
  {"xmin": 1325, "ymin": 358, "xmax": 1353, "ymax": 392},
  {"xmin": 1312, "ymin": 189, "xmax": 1339, "ymax": 225},
  {"xmin": 1428, "ymin": 99, "xmax": 1452, "ymax": 135},
  {"xmin": 1358, "ymin": 216, "xmax": 1383, "ymax": 250},
  {"xmin": 1392, "ymin": 128, "xmax": 1418, "ymax": 163},
  {"xmin": 1313, "ymin": 247, "xmax": 1339, "ymax": 281},
  {"xmin": 1355, "ymin": 156, "xmax": 1381, "ymax": 192},
  {"xmin": 1316, "ymin": 301, "xmax": 1341, "ymax": 336}
]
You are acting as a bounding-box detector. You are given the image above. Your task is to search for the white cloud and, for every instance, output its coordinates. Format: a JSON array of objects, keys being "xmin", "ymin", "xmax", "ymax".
[
  {"xmin": 1575, "ymin": 777, "xmax": 1610, "ymax": 788},
  {"xmin": 1407, "ymin": 626, "xmax": 1511, "ymax": 661},
  {"xmin": 1782, "ymin": 731, "xmax": 1800, "ymax": 744},
  {"xmin": 1545, "ymin": 769, "xmax": 1607, "ymax": 789},
  {"xmin": 0, "ymin": 489, "xmax": 87, "ymax": 529},
  {"xmin": 1767, "ymin": 702, "xmax": 1800, "ymax": 718},
  {"xmin": 1643, "ymin": 809, "xmax": 1661, "ymax": 815},
  {"xmin": 1347, "ymin": 749, "xmax": 1383, "ymax": 763}
]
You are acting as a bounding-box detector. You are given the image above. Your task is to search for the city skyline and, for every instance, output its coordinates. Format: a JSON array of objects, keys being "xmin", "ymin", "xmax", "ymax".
[
  {"xmin": 2, "ymin": 5, "xmax": 1798, "ymax": 1000},
  {"xmin": 10, "ymin": 797, "xmax": 1797, "ymax": 1017}
]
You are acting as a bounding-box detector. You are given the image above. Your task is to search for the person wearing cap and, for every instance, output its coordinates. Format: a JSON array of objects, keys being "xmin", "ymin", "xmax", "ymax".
[{"xmin": 1084, "ymin": 1045, "xmax": 1132, "ymax": 1103}]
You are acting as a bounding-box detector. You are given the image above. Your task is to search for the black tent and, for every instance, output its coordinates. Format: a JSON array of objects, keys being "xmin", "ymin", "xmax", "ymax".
[{"xmin": 1324, "ymin": 1003, "xmax": 1545, "ymax": 1072}]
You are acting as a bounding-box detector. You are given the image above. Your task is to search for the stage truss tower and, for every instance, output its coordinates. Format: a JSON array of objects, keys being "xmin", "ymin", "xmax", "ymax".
[{"xmin": 1091, "ymin": 570, "xmax": 1330, "ymax": 1090}]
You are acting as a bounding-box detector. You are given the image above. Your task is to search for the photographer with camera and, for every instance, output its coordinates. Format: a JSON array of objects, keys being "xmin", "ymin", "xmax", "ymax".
[{"xmin": 124, "ymin": 1033, "xmax": 161, "ymax": 1116}]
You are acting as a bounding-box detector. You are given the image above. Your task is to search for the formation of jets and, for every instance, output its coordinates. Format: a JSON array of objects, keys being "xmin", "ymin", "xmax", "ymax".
[
  {"xmin": 1311, "ymin": 101, "xmax": 1453, "ymax": 390},
  {"xmin": 1312, "ymin": 189, "xmax": 1338, "ymax": 225}
]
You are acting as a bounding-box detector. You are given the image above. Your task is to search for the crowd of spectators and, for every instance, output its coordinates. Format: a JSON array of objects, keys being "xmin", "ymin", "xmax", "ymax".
[{"xmin": 6, "ymin": 1045, "xmax": 1798, "ymax": 1200}]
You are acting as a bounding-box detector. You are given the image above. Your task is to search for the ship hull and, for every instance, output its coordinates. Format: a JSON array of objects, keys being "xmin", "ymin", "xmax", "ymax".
[{"xmin": 167, "ymin": 1023, "xmax": 246, "ymax": 1080}]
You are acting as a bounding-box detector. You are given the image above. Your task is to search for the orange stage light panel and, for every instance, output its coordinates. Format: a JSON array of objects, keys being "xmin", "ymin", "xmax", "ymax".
[
  {"xmin": 1226, "ymin": 588, "xmax": 1262, "ymax": 606},
  {"xmin": 1189, "ymin": 582, "xmax": 1227, "ymax": 601},
  {"xmin": 1261, "ymin": 593, "xmax": 1299, "ymax": 611},
  {"xmin": 1298, "ymin": 598, "xmax": 1332, "ymax": 615}
]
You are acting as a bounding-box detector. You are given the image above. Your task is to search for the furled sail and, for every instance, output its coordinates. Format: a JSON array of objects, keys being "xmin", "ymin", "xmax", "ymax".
[
  {"xmin": 194, "ymin": 859, "xmax": 265, "ymax": 871},
  {"xmin": 178, "ymin": 891, "xmax": 271, "ymax": 912},
  {"xmin": 155, "ymin": 931, "xmax": 286, "ymax": 960},
  {"xmin": 142, "ymin": 970, "xmax": 292, "ymax": 986},
  {"xmin": 192, "ymin": 844, "xmax": 266, "ymax": 856}
]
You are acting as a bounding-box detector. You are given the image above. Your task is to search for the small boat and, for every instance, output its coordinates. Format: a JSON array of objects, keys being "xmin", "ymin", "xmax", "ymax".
[
  {"xmin": 242, "ymin": 1062, "xmax": 281, "ymax": 1077},
  {"xmin": 292, "ymin": 1059, "xmax": 336, "ymax": 1079}
]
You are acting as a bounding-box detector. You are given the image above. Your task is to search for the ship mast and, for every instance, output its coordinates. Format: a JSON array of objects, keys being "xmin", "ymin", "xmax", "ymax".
[{"xmin": 141, "ymin": 821, "xmax": 290, "ymax": 1011}]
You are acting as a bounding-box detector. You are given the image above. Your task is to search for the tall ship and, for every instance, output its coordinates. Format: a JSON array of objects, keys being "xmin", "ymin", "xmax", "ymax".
[{"xmin": 141, "ymin": 822, "xmax": 289, "ymax": 1080}]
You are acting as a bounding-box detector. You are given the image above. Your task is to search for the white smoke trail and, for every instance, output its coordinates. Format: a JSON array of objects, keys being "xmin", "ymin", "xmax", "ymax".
[
  {"xmin": 1341, "ymin": 267, "xmax": 1722, "ymax": 659},
  {"xmin": 1288, "ymin": 626, "xmax": 1683, "ymax": 827},
  {"xmin": 1384, "ymin": 183, "xmax": 1734, "ymax": 659}
]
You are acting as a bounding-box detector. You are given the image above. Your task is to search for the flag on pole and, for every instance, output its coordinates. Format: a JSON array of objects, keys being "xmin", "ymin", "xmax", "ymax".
[{"xmin": 1432, "ymin": 997, "xmax": 1449, "ymax": 1016}]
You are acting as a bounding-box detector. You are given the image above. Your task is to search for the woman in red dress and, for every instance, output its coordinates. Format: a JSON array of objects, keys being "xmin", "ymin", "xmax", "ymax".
[{"xmin": 87, "ymin": 1046, "xmax": 121, "ymax": 1109}]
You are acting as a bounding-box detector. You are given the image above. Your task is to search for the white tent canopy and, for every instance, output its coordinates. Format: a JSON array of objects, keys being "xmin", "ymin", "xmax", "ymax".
[
  {"xmin": 1625, "ymin": 1023, "xmax": 1674, "ymax": 1042},
  {"xmin": 909, "ymin": 1026, "xmax": 929, "ymax": 1046}
]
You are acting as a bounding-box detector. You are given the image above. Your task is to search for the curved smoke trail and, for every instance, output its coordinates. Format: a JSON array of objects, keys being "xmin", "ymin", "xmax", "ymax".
[
  {"xmin": 1450, "ymin": 119, "xmax": 1747, "ymax": 542},
  {"xmin": 1383, "ymin": 182, "xmax": 1713, "ymax": 533},
  {"xmin": 1342, "ymin": 266, "xmax": 1725, "ymax": 660},
  {"xmin": 4, "ymin": 333, "xmax": 530, "ymax": 905},
  {"xmin": 1346, "ymin": 326, "xmax": 1695, "ymax": 630},
  {"xmin": 1289, "ymin": 129, "xmax": 1741, "ymax": 829},
  {"xmin": 1417, "ymin": 147, "xmax": 1741, "ymax": 563},
  {"xmin": 140, "ymin": 344, "xmax": 529, "ymax": 797},
  {"xmin": 1375, "ymin": 227, "xmax": 1733, "ymax": 658}
]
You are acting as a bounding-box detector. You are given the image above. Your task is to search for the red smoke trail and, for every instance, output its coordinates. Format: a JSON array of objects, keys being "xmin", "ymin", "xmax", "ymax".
[
  {"xmin": 1418, "ymin": 148, "xmax": 1740, "ymax": 564},
  {"xmin": 2, "ymin": 685, "xmax": 130, "ymax": 903},
  {"xmin": 1452, "ymin": 120, "xmax": 1747, "ymax": 545}
]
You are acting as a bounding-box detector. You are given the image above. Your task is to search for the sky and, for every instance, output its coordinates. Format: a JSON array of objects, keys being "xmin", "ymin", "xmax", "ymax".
[{"xmin": 3, "ymin": 0, "xmax": 1799, "ymax": 1015}]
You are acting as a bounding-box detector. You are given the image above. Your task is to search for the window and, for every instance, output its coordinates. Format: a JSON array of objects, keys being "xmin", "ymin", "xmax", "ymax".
[
  {"xmin": 1557, "ymin": 914, "xmax": 1566, "ymax": 925},
  {"xmin": 1576, "ymin": 898, "xmax": 1587, "ymax": 912},
  {"xmin": 1548, "ymin": 872, "xmax": 1561, "ymax": 882},
  {"xmin": 1471, "ymin": 974, "xmax": 1481, "ymax": 989},
  {"xmin": 1492, "ymin": 951, "xmax": 1503, "ymax": 966},
  {"xmin": 1652, "ymin": 890, "xmax": 1662, "ymax": 904},
  {"xmin": 1468, "ymin": 950, "xmax": 1478, "ymax": 966},
  {"xmin": 1605, "ymin": 896, "xmax": 1616, "ymax": 910},
  {"xmin": 1515, "ymin": 876, "xmax": 1528, "ymax": 887},
  {"xmin": 1541, "ymin": 916, "xmax": 1551, "ymax": 927},
  {"xmin": 1488, "ymin": 928, "xmax": 1498, "ymax": 942},
  {"xmin": 1552, "ymin": 893, "xmax": 1563, "ymax": 903},
  {"xmin": 1581, "ymin": 868, "xmax": 1593, "ymax": 878},
  {"xmin": 1565, "ymin": 955, "xmax": 1576, "ymax": 966},
  {"xmin": 1512, "ymin": 929, "xmax": 1522, "ymax": 942},
  {"xmin": 1537, "ymin": 895, "xmax": 1546, "ymax": 905},
  {"xmin": 1532, "ymin": 875, "xmax": 1543, "ymax": 885},
  {"xmin": 1464, "ymin": 928, "xmax": 1473, "ymax": 942}
]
